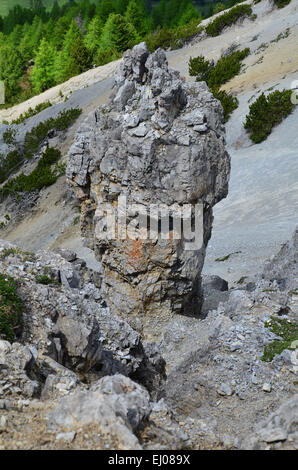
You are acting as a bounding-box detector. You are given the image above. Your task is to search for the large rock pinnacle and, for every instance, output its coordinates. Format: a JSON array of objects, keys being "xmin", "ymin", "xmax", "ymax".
[{"xmin": 67, "ymin": 42, "xmax": 230, "ymax": 333}]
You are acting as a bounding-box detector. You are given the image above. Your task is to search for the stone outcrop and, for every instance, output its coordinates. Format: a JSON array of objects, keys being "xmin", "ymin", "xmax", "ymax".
[
  {"xmin": 0, "ymin": 241, "xmax": 165, "ymax": 401},
  {"xmin": 67, "ymin": 42, "xmax": 230, "ymax": 329}
]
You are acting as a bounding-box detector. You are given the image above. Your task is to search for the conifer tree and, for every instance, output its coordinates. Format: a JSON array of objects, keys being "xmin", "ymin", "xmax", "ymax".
[
  {"xmin": 30, "ymin": 38, "xmax": 56, "ymax": 93},
  {"xmin": 54, "ymin": 20, "xmax": 81, "ymax": 83},
  {"xmin": 84, "ymin": 16, "xmax": 103, "ymax": 54},
  {"xmin": 99, "ymin": 13, "xmax": 139, "ymax": 54},
  {"xmin": 124, "ymin": 0, "xmax": 149, "ymax": 36},
  {"xmin": 69, "ymin": 36, "xmax": 93, "ymax": 74}
]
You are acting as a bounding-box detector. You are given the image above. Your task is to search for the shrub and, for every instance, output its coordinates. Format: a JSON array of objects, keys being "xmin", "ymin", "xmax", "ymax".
[
  {"xmin": 0, "ymin": 150, "xmax": 23, "ymax": 183},
  {"xmin": 207, "ymin": 48, "xmax": 249, "ymax": 88},
  {"xmin": 145, "ymin": 26, "xmax": 173, "ymax": 52},
  {"xmin": 0, "ymin": 108, "xmax": 81, "ymax": 185},
  {"xmin": 205, "ymin": 4, "xmax": 253, "ymax": 37},
  {"xmin": 273, "ymin": 0, "xmax": 291, "ymax": 7},
  {"xmin": 3, "ymin": 128, "xmax": 16, "ymax": 145},
  {"xmin": 244, "ymin": 90, "xmax": 294, "ymax": 143},
  {"xmin": 170, "ymin": 20, "xmax": 204, "ymax": 50},
  {"xmin": 189, "ymin": 49, "xmax": 249, "ymax": 121},
  {"xmin": 0, "ymin": 273, "xmax": 22, "ymax": 342},
  {"xmin": 212, "ymin": 87, "xmax": 239, "ymax": 122},
  {"xmin": 145, "ymin": 19, "xmax": 203, "ymax": 53},
  {"xmin": 188, "ymin": 55, "xmax": 211, "ymax": 81},
  {"xmin": 10, "ymin": 101, "xmax": 52, "ymax": 125},
  {"xmin": 24, "ymin": 108, "xmax": 82, "ymax": 155},
  {"xmin": 0, "ymin": 147, "xmax": 64, "ymax": 199}
]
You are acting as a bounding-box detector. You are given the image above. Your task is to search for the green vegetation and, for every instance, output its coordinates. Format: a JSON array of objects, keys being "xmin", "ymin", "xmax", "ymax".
[
  {"xmin": 215, "ymin": 251, "xmax": 241, "ymax": 262},
  {"xmin": 35, "ymin": 266, "xmax": 60, "ymax": 285},
  {"xmin": 189, "ymin": 48, "xmax": 249, "ymax": 88},
  {"xmin": 0, "ymin": 0, "xmax": 255, "ymax": 108},
  {"xmin": 0, "ymin": 0, "xmax": 200, "ymax": 106},
  {"xmin": 205, "ymin": 4, "xmax": 253, "ymax": 37},
  {"xmin": 262, "ymin": 317, "xmax": 298, "ymax": 362},
  {"xmin": 212, "ymin": 88, "xmax": 239, "ymax": 122},
  {"xmin": 35, "ymin": 274, "xmax": 59, "ymax": 285},
  {"xmin": 244, "ymin": 90, "xmax": 294, "ymax": 143},
  {"xmin": 273, "ymin": 0, "xmax": 291, "ymax": 8},
  {"xmin": 189, "ymin": 48, "xmax": 249, "ymax": 121},
  {"xmin": 9, "ymin": 101, "xmax": 52, "ymax": 125},
  {"xmin": 0, "ymin": 273, "xmax": 23, "ymax": 342},
  {"xmin": 23, "ymin": 107, "xmax": 81, "ymax": 154},
  {"xmin": 271, "ymin": 28, "xmax": 290, "ymax": 43},
  {"xmin": 237, "ymin": 276, "xmax": 247, "ymax": 284},
  {"xmin": 145, "ymin": 19, "xmax": 203, "ymax": 52},
  {"xmin": 3, "ymin": 128, "xmax": 17, "ymax": 145},
  {"xmin": 0, "ymin": 107, "xmax": 81, "ymax": 184},
  {"xmin": 0, "ymin": 147, "xmax": 65, "ymax": 199}
]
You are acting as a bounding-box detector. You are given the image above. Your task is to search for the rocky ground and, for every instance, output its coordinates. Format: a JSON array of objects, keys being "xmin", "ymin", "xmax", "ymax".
[{"xmin": 0, "ymin": 226, "xmax": 297, "ymax": 450}]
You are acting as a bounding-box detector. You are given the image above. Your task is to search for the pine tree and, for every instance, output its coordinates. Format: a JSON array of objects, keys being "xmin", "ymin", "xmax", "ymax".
[
  {"xmin": 152, "ymin": 0, "xmax": 166, "ymax": 28},
  {"xmin": 69, "ymin": 36, "xmax": 93, "ymax": 74},
  {"xmin": 124, "ymin": 0, "xmax": 149, "ymax": 36},
  {"xmin": 84, "ymin": 16, "xmax": 103, "ymax": 54},
  {"xmin": 177, "ymin": 1, "xmax": 199, "ymax": 26},
  {"xmin": 95, "ymin": 1, "xmax": 116, "ymax": 23},
  {"xmin": 50, "ymin": 0, "xmax": 61, "ymax": 20},
  {"xmin": 30, "ymin": 38, "xmax": 56, "ymax": 93},
  {"xmin": 54, "ymin": 20, "xmax": 81, "ymax": 83},
  {"xmin": 99, "ymin": 13, "xmax": 139, "ymax": 54},
  {"xmin": 0, "ymin": 44, "xmax": 24, "ymax": 102}
]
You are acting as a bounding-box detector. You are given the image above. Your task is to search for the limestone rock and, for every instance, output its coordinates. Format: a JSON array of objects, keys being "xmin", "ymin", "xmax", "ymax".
[
  {"xmin": 263, "ymin": 226, "xmax": 298, "ymax": 290},
  {"xmin": 0, "ymin": 240, "xmax": 165, "ymax": 399},
  {"xmin": 67, "ymin": 43, "xmax": 230, "ymax": 330},
  {"xmin": 48, "ymin": 374, "xmax": 151, "ymax": 449},
  {"xmin": 243, "ymin": 394, "xmax": 298, "ymax": 449}
]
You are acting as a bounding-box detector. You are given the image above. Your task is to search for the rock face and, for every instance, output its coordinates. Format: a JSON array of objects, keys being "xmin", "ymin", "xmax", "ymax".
[{"xmin": 67, "ymin": 42, "xmax": 230, "ymax": 328}]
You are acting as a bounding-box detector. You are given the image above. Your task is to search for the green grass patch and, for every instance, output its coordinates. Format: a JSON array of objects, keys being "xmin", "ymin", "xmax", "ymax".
[
  {"xmin": 244, "ymin": 90, "xmax": 294, "ymax": 143},
  {"xmin": 35, "ymin": 266, "xmax": 60, "ymax": 286},
  {"xmin": 262, "ymin": 316, "xmax": 298, "ymax": 362},
  {"xmin": 0, "ymin": 273, "xmax": 23, "ymax": 342}
]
